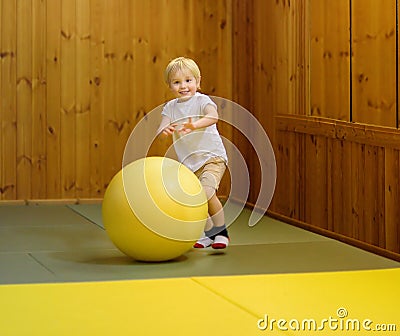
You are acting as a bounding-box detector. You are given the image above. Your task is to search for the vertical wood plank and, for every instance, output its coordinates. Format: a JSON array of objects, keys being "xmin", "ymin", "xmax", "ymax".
[
  {"xmin": 297, "ymin": 133, "xmax": 306, "ymax": 222},
  {"xmin": 232, "ymin": 0, "xmax": 254, "ymax": 203},
  {"xmin": 273, "ymin": 130, "xmax": 291, "ymax": 217},
  {"xmin": 131, "ymin": 0, "xmax": 149, "ymax": 133},
  {"xmin": 148, "ymin": 0, "xmax": 168, "ymax": 106},
  {"xmin": 209, "ymin": 0, "xmax": 232, "ymax": 99},
  {"xmin": 60, "ymin": 0, "xmax": 76, "ymax": 198},
  {"xmin": 0, "ymin": 0, "xmax": 17, "ymax": 199},
  {"xmin": 304, "ymin": 134, "xmax": 328, "ymax": 228},
  {"xmin": 115, "ymin": 0, "xmax": 132, "ymax": 167},
  {"xmin": 46, "ymin": 0, "xmax": 61, "ymax": 198},
  {"xmin": 329, "ymin": 140, "xmax": 342, "ymax": 233},
  {"xmin": 212, "ymin": 0, "xmax": 233, "ymax": 199},
  {"xmin": 398, "ymin": 0, "xmax": 400, "ymax": 129},
  {"xmin": 362, "ymin": 145, "xmax": 385, "ymax": 246},
  {"xmin": 338, "ymin": 140, "xmax": 354, "ymax": 237},
  {"xmin": 199, "ymin": 1, "xmax": 220, "ymax": 96},
  {"xmin": 288, "ymin": 0, "xmax": 307, "ymax": 116},
  {"xmin": 89, "ymin": 0, "xmax": 105, "ymax": 197},
  {"xmin": 352, "ymin": 0, "xmax": 397, "ymax": 127},
  {"xmin": 376, "ymin": 146, "xmax": 386, "ymax": 247},
  {"xmin": 252, "ymin": 0, "xmax": 268, "ymax": 204},
  {"xmin": 273, "ymin": 131, "xmax": 305, "ymax": 221},
  {"xmin": 293, "ymin": 133, "xmax": 305, "ymax": 221},
  {"xmin": 309, "ymin": 0, "xmax": 350, "ymax": 120},
  {"xmin": 0, "ymin": 0, "xmax": 2, "ymax": 199},
  {"xmin": 252, "ymin": 0, "xmax": 271, "ymax": 144},
  {"xmin": 385, "ymin": 148, "xmax": 400, "ymax": 252},
  {"xmin": 233, "ymin": 0, "xmax": 253, "ymax": 111},
  {"xmin": 102, "ymin": 0, "xmax": 119, "ymax": 186},
  {"xmin": 351, "ymin": 142, "xmax": 365, "ymax": 241},
  {"xmin": 275, "ymin": 0, "xmax": 290, "ymax": 116},
  {"xmin": 16, "ymin": 0, "xmax": 33, "ymax": 199},
  {"xmin": 296, "ymin": 0, "xmax": 309, "ymax": 117},
  {"xmin": 76, "ymin": 0, "xmax": 91, "ymax": 197},
  {"xmin": 32, "ymin": 0, "xmax": 47, "ymax": 198},
  {"xmin": 326, "ymin": 138, "xmax": 334, "ymax": 232}
]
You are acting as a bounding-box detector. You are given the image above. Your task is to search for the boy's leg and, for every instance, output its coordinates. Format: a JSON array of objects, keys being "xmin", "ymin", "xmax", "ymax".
[
  {"xmin": 206, "ymin": 189, "xmax": 229, "ymax": 249},
  {"xmin": 193, "ymin": 159, "xmax": 229, "ymax": 249},
  {"xmin": 193, "ymin": 187, "xmax": 229, "ymax": 248},
  {"xmin": 193, "ymin": 214, "xmax": 214, "ymax": 249}
]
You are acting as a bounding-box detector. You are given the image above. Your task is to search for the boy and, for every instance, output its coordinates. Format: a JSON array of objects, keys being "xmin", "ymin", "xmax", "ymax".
[{"xmin": 156, "ymin": 57, "xmax": 229, "ymax": 249}]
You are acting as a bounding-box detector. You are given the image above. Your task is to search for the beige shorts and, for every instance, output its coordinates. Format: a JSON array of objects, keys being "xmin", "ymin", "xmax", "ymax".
[{"xmin": 194, "ymin": 157, "xmax": 227, "ymax": 191}]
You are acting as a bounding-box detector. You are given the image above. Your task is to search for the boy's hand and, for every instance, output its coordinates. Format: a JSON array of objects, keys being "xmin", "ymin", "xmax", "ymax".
[
  {"xmin": 162, "ymin": 123, "xmax": 177, "ymax": 136},
  {"xmin": 179, "ymin": 117, "xmax": 196, "ymax": 135}
]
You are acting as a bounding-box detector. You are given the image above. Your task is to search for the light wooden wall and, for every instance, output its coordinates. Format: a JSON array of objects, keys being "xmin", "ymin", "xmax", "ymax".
[
  {"xmin": 241, "ymin": 0, "xmax": 400, "ymax": 258},
  {"xmin": 309, "ymin": 0, "xmax": 397, "ymax": 126},
  {"xmin": 0, "ymin": 0, "xmax": 232, "ymax": 201}
]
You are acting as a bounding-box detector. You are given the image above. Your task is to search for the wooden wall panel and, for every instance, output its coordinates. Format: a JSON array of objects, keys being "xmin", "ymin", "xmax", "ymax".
[
  {"xmin": 385, "ymin": 149, "xmax": 400, "ymax": 253},
  {"xmin": 32, "ymin": 0, "xmax": 47, "ymax": 198},
  {"xmin": 273, "ymin": 131, "xmax": 304, "ymax": 221},
  {"xmin": 309, "ymin": 0, "xmax": 350, "ymax": 120},
  {"xmin": 1, "ymin": 0, "xmax": 17, "ymax": 199},
  {"xmin": 350, "ymin": 142, "xmax": 364, "ymax": 240},
  {"xmin": 328, "ymin": 140, "xmax": 353, "ymax": 236},
  {"xmin": 233, "ymin": 0, "xmax": 253, "ymax": 112},
  {"xmin": 60, "ymin": 0, "xmax": 76, "ymax": 198},
  {"xmin": 46, "ymin": 0, "xmax": 62, "ymax": 198},
  {"xmin": 88, "ymin": 0, "xmax": 105, "ymax": 198},
  {"xmin": 247, "ymin": 0, "xmax": 400, "ymax": 258},
  {"xmin": 363, "ymin": 145, "xmax": 385, "ymax": 246},
  {"xmin": 259, "ymin": 0, "xmax": 307, "ymax": 117},
  {"xmin": 75, "ymin": 0, "xmax": 91, "ymax": 198},
  {"xmin": 232, "ymin": 0, "xmax": 255, "ymax": 203},
  {"xmin": 290, "ymin": 0, "xmax": 308, "ymax": 117},
  {"xmin": 309, "ymin": 0, "xmax": 397, "ymax": 126},
  {"xmin": 16, "ymin": 0, "xmax": 33, "ymax": 199},
  {"xmin": 102, "ymin": 0, "xmax": 125, "ymax": 191},
  {"xmin": 247, "ymin": 0, "xmax": 307, "ymax": 206},
  {"xmin": 0, "ymin": 0, "xmax": 233, "ymax": 201},
  {"xmin": 304, "ymin": 134, "xmax": 328, "ymax": 229},
  {"xmin": 352, "ymin": 0, "xmax": 397, "ymax": 127},
  {"xmin": 275, "ymin": 116, "xmax": 400, "ymax": 256}
]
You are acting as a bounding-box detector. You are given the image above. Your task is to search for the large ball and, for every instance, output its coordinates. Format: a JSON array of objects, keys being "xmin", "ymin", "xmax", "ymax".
[{"xmin": 102, "ymin": 157, "xmax": 208, "ymax": 262}]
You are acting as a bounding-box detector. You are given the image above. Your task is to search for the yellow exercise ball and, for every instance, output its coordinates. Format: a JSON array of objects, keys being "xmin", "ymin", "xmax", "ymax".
[{"xmin": 102, "ymin": 156, "xmax": 208, "ymax": 262}]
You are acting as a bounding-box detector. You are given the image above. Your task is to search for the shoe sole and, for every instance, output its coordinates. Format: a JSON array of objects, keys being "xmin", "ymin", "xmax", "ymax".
[
  {"xmin": 211, "ymin": 243, "xmax": 227, "ymax": 249},
  {"xmin": 193, "ymin": 243, "xmax": 212, "ymax": 248}
]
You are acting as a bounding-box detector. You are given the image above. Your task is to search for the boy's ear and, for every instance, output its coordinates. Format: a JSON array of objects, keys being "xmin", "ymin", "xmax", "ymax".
[{"xmin": 197, "ymin": 76, "xmax": 201, "ymax": 89}]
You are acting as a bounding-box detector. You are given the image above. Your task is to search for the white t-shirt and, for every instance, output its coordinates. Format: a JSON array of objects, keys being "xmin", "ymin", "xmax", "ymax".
[{"xmin": 161, "ymin": 92, "xmax": 228, "ymax": 172}]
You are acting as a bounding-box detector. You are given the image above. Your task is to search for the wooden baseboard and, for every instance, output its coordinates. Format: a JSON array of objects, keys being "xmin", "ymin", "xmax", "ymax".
[
  {"xmin": 0, "ymin": 198, "xmax": 103, "ymax": 205},
  {"xmin": 266, "ymin": 210, "xmax": 400, "ymax": 262}
]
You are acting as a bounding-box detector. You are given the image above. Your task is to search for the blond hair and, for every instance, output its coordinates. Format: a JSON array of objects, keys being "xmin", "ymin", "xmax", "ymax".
[{"xmin": 164, "ymin": 57, "xmax": 201, "ymax": 87}]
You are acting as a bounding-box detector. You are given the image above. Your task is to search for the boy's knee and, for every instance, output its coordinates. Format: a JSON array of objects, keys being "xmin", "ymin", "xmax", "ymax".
[{"xmin": 203, "ymin": 185, "xmax": 216, "ymax": 200}]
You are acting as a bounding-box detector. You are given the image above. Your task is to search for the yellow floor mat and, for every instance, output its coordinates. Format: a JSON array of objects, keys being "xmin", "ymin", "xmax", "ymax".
[
  {"xmin": 0, "ymin": 278, "xmax": 256, "ymax": 336},
  {"xmin": 1, "ymin": 268, "xmax": 399, "ymax": 335},
  {"xmin": 195, "ymin": 268, "xmax": 400, "ymax": 335}
]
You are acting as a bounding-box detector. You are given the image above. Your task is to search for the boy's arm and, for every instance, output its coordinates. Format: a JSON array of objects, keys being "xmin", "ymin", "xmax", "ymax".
[
  {"xmin": 156, "ymin": 115, "xmax": 175, "ymax": 138},
  {"xmin": 180, "ymin": 104, "xmax": 218, "ymax": 134}
]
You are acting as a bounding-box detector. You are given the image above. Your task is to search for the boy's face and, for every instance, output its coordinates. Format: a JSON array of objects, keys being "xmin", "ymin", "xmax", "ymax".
[{"xmin": 168, "ymin": 68, "xmax": 200, "ymax": 101}]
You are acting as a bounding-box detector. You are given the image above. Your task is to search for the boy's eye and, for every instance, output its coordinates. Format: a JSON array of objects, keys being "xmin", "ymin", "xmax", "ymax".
[{"xmin": 186, "ymin": 79, "xmax": 192, "ymax": 83}]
